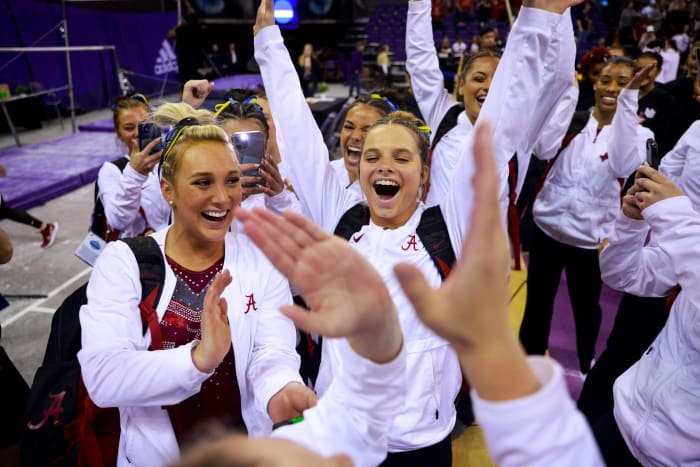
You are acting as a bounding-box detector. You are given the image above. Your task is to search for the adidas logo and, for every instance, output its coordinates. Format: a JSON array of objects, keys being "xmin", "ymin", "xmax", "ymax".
[{"xmin": 154, "ymin": 40, "xmax": 178, "ymax": 76}]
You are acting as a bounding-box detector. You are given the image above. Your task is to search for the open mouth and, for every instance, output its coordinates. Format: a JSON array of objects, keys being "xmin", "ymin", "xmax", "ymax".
[
  {"xmin": 373, "ymin": 179, "xmax": 400, "ymax": 200},
  {"xmin": 202, "ymin": 210, "xmax": 229, "ymax": 222},
  {"xmin": 346, "ymin": 146, "xmax": 362, "ymax": 162},
  {"xmin": 476, "ymin": 94, "xmax": 487, "ymax": 106},
  {"xmin": 601, "ymin": 96, "xmax": 617, "ymax": 105}
]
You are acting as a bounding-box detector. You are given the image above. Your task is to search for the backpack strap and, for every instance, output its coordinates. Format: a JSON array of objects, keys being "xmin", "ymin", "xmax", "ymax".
[
  {"xmin": 422, "ymin": 104, "xmax": 464, "ymax": 202},
  {"xmin": 91, "ymin": 157, "xmax": 129, "ymax": 241},
  {"xmin": 534, "ymin": 110, "xmax": 591, "ymax": 197},
  {"xmin": 122, "ymin": 236, "xmax": 166, "ymax": 351},
  {"xmin": 506, "ymin": 154, "xmax": 522, "ymax": 270},
  {"xmin": 415, "ymin": 206, "xmax": 456, "ymax": 280},
  {"xmin": 334, "ymin": 204, "xmax": 371, "ymax": 240}
]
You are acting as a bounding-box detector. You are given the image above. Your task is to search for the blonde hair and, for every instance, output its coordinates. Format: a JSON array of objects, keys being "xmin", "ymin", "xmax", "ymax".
[
  {"xmin": 152, "ymin": 103, "xmax": 231, "ymax": 182},
  {"xmin": 368, "ymin": 110, "xmax": 430, "ymax": 165}
]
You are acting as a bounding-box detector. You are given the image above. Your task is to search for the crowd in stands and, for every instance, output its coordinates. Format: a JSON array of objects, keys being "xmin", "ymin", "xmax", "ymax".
[{"xmin": 3, "ymin": 0, "xmax": 700, "ymax": 465}]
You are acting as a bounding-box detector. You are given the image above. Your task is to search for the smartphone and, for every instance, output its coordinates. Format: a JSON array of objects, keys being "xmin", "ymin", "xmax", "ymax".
[
  {"xmin": 232, "ymin": 131, "xmax": 266, "ymax": 188},
  {"xmin": 646, "ymin": 138, "xmax": 660, "ymax": 170},
  {"xmin": 138, "ymin": 122, "xmax": 163, "ymax": 154}
]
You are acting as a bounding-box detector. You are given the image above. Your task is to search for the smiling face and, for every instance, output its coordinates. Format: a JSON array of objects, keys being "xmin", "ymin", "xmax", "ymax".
[
  {"xmin": 116, "ymin": 106, "xmax": 149, "ymax": 149},
  {"xmin": 460, "ymin": 56, "xmax": 500, "ymax": 125},
  {"xmin": 340, "ymin": 104, "xmax": 384, "ymax": 183},
  {"xmin": 594, "ymin": 62, "xmax": 634, "ymax": 114},
  {"xmin": 162, "ymin": 140, "xmax": 241, "ymax": 247},
  {"xmin": 359, "ymin": 124, "xmax": 428, "ymax": 229}
]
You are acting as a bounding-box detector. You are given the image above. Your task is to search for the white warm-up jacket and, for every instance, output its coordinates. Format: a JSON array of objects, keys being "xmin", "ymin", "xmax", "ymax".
[
  {"xmin": 96, "ymin": 158, "xmax": 170, "ymax": 238},
  {"xmin": 254, "ymin": 3, "xmax": 573, "ymax": 451},
  {"xmin": 600, "ymin": 197, "xmax": 700, "ymax": 466},
  {"xmin": 533, "ymin": 89, "xmax": 653, "ymax": 249},
  {"xmin": 78, "ymin": 228, "xmax": 302, "ymax": 467},
  {"xmin": 659, "ymin": 119, "xmax": 700, "ymax": 212},
  {"xmin": 474, "ymin": 356, "xmax": 604, "ymax": 467},
  {"xmin": 406, "ymin": 0, "xmax": 576, "ymax": 208},
  {"xmin": 274, "ymin": 339, "xmax": 407, "ymax": 467}
]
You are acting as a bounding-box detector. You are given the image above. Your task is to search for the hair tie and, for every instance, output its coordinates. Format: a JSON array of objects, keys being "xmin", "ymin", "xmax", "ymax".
[
  {"xmin": 160, "ymin": 117, "xmax": 200, "ymax": 177},
  {"xmin": 112, "ymin": 92, "xmax": 149, "ymax": 111},
  {"xmin": 370, "ymin": 93, "xmax": 399, "ymax": 112},
  {"xmin": 417, "ymin": 125, "xmax": 432, "ymax": 140}
]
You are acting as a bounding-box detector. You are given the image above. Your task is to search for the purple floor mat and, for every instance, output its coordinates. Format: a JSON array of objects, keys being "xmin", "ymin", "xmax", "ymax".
[
  {"xmin": 78, "ymin": 117, "xmax": 114, "ymax": 133},
  {"xmin": 0, "ymin": 132, "xmax": 123, "ymax": 210},
  {"xmin": 211, "ymin": 74, "xmax": 264, "ymax": 97},
  {"xmin": 548, "ymin": 272, "xmax": 622, "ymax": 399}
]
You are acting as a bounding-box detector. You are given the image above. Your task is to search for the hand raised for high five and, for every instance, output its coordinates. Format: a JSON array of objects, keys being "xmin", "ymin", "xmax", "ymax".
[
  {"xmin": 191, "ymin": 270, "xmax": 233, "ymax": 373},
  {"xmin": 395, "ymin": 123, "xmax": 541, "ymax": 402},
  {"xmin": 235, "ymin": 208, "xmax": 403, "ymax": 364},
  {"xmin": 254, "ymin": 0, "xmax": 276, "ymax": 37}
]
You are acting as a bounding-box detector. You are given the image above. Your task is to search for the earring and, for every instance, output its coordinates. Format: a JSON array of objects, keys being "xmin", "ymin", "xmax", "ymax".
[{"xmin": 168, "ymin": 200, "xmax": 174, "ymax": 206}]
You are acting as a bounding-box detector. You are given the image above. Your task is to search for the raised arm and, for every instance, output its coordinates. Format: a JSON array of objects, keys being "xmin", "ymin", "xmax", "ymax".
[
  {"xmin": 633, "ymin": 167, "xmax": 700, "ymax": 306},
  {"xmin": 405, "ymin": 0, "xmax": 459, "ymax": 130},
  {"xmin": 607, "ymin": 67, "xmax": 656, "ymax": 178},
  {"xmin": 600, "ymin": 170, "xmax": 677, "ymax": 296},
  {"xmin": 253, "ymin": 1, "xmax": 357, "ymax": 231},
  {"xmin": 532, "ymin": 83, "xmax": 579, "ymax": 161},
  {"xmin": 441, "ymin": 4, "xmax": 575, "ymax": 252}
]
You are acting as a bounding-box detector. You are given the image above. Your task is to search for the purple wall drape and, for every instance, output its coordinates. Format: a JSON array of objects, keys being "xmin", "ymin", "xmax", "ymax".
[{"xmin": 1, "ymin": 0, "xmax": 178, "ymax": 112}]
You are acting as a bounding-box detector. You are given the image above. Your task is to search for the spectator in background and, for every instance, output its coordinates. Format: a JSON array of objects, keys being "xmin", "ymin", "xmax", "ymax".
[
  {"xmin": 658, "ymin": 37, "xmax": 681, "ymax": 82},
  {"xmin": 672, "ymin": 23, "xmax": 691, "ymax": 54},
  {"xmin": 431, "ymin": 0, "xmax": 447, "ymax": 31},
  {"xmin": 225, "ymin": 42, "xmax": 239, "ymax": 76},
  {"xmin": 348, "ymin": 42, "xmax": 365, "ymax": 98},
  {"xmin": 376, "ymin": 44, "xmax": 392, "ymax": 87},
  {"xmin": 663, "ymin": 40, "xmax": 700, "ymax": 139},
  {"xmin": 207, "ymin": 43, "xmax": 225, "ymax": 78},
  {"xmin": 577, "ymin": 46, "xmax": 612, "ymax": 111},
  {"xmin": 637, "ymin": 51, "xmax": 677, "ymax": 156},
  {"xmin": 643, "ymin": 0, "xmax": 664, "ymax": 31},
  {"xmin": 470, "ymin": 34, "xmax": 481, "ymax": 53},
  {"xmin": 478, "ymin": 25, "xmax": 500, "ymax": 51},
  {"xmin": 618, "ymin": 0, "xmax": 640, "ymax": 50},
  {"xmin": 452, "ymin": 36, "xmax": 468, "ymax": 58},
  {"xmin": 455, "ymin": 0, "xmax": 474, "ymax": 26},
  {"xmin": 298, "ymin": 43, "xmax": 320, "ymax": 98},
  {"xmin": 576, "ymin": 3, "xmax": 595, "ymax": 44},
  {"xmin": 639, "ymin": 25, "xmax": 658, "ymax": 51}
]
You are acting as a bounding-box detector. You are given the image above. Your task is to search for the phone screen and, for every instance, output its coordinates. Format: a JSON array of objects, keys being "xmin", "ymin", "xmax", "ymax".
[
  {"xmin": 232, "ymin": 131, "xmax": 266, "ymax": 187},
  {"xmin": 138, "ymin": 122, "xmax": 163, "ymax": 154}
]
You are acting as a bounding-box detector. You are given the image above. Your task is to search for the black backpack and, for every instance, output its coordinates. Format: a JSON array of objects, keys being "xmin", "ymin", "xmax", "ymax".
[
  {"xmin": 20, "ymin": 237, "xmax": 165, "ymax": 467},
  {"xmin": 423, "ymin": 104, "xmax": 524, "ymax": 269},
  {"xmin": 90, "ymin": 157, "xmax": 129, "ymax": 242},
  {"xmin": 334, "ymin": 204, "xmax": 456, "ymax": 279}
]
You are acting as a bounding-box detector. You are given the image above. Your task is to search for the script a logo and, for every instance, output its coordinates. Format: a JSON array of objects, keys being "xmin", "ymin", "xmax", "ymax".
[{"xmin": 154, "ymin": 40, "xmax": 179, "ymax": 76}]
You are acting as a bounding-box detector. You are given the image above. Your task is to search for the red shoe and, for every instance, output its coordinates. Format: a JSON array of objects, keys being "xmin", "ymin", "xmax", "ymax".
[{"xmin": 40, "ymin": 223, "xmax": 59, "ymax": 248}]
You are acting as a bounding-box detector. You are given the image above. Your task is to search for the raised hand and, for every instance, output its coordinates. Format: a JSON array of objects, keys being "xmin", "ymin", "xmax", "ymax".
[
  {"xmin": 254, "ymin": 0, "xmax": 275, "ymax": 37},
  {"xmin": 192, "ymin": 270, "xmax": 233, "ymax": 373},
  {"xmin": 633, "ymin": 165, "xmax": 685, "ymax": 211},
  {"xmin": 182, "ymin": 79, "xmax": 214, "ymax": 109},
  {"xmin": 626, "ymin": 63, "xmax": 656, "ymax": 91},
  {"xmin": 235, "ymin": 208, "xmax": 402, "ymax": 364},
  {"xmin": 394, "ymin": 123, "xmax": 540, "ymax": 401},
  {"xmin": 267, "ymin": 381, "xmax": 318, "ymax": 423},
  {"xmin": 129, "ymin": 138, "xmax": 162, "ymax": 175}
]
